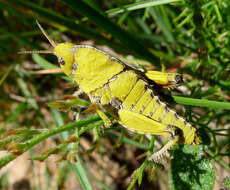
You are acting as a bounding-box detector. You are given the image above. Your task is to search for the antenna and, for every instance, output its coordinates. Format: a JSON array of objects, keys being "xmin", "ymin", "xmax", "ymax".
[
  {"xmin": 18, "ymin": 50, "xmax": 53, "ymax": 54},
  {"xmin": 18, "ymin": 20, "xmax": 56, "ymax": 55},
  {"xmin": 36, "ymin": 20, "xmax": 56, "ymax": 47}
]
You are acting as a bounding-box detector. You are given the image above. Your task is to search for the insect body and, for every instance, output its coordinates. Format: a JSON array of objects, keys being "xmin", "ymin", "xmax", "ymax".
[{"xmin": 20, "ymin": 21, "xmax": 201, "ymax": 161}]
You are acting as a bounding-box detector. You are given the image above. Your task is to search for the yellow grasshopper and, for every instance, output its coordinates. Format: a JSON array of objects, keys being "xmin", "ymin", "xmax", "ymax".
[{"xmin": 20, "ymin": 21, "xmax": 201, "ymax": 161}]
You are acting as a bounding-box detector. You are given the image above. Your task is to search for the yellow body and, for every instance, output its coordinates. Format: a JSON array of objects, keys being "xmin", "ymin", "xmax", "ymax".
[{"xmin": 54, "ymin": 43, "xmax": 201, "ymax": 147}]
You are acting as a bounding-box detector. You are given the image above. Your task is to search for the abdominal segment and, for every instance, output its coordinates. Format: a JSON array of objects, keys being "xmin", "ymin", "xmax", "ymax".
[{"xmin": 89, "ymin": 70, "xmax": 196, "ymax": 144}]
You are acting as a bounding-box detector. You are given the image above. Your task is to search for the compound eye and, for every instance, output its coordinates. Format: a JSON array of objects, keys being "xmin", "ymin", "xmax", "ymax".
[{"xmin": 58, "ymin": 57, "xmax": 65, "ymax": 65}]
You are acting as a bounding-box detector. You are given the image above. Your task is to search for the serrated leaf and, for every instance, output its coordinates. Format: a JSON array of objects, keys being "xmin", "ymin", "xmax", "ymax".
[{"xmin": 170, "ymin": 145, "xmax": 215, "ymax": 190}]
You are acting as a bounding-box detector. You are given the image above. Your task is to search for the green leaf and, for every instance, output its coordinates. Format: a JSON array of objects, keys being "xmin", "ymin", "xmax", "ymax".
[{"xmin": 170, "ymin": 145, "xmax": 215, "ymax": 190}]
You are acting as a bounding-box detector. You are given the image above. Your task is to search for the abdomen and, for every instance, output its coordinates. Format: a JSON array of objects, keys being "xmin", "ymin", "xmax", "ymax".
[{"xmin": 89, "ymin": 70, "xmax": 196, "ymax": 144}]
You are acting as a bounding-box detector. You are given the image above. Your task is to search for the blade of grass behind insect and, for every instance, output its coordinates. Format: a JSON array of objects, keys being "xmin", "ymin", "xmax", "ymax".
[
  {"xmin": 56, "ymin": 162, "xmax": 71, "ymax": 189},
  {"xmin": 173, "ymin": 96, "xmax": 230, "ymax": 110},
  {"xmin": 7, "ymin": 0, "xmax": 128, "ymax": 54},
  {"xmin": 17, "ymin": 78, "xmax": 38, "ymax": 110},
  {"xmin": 32, "ymin": 54, "xmax": 58, "ymax": 69},
  {"xmin": 0, "ymin": 63, "xmax": 16, "ymax": 87},
  {"xmin": 5, "ymin": 29, "xmax": 41, "ymax": 50},
  {"xmin": 1, "ymin": 102, "xmax": 27, "ymax": 128},
  {"xmin": 71, "ymin": 155, "xmax": 93, "ymax": 190},
  {"xmin": 86, "ymin": 167, "xmax": 112, "ymax": 190},
  {"xmin": 105, "ymin": 131, "xmax": 149, "ymax": 150},
  {"xmin": 60, "ymin": 0, "xmax": 160, "ymax": 65},
  {"xmin": 135, "ymin": 17, "xmax": 152, "ymax": 35},
  {"xmin": 106, "ymin": 0, "xmax": 182, "ymax": 16},
  {"xmin": 0, "ymin": 172, "xmax": 8, "ymax": 189},
  {"xmin": 0, "ymin": 31, "xmax": 41, "ymax": 41},
  {"xmin": 149, "ymin": 6, "xmax": 175, "ymax": 43},
  {"xmin": 82, "ymin": 0, "xmax": 104, "ymax": 14},
  {"xmin": 51, "ymin": 109, "xmax": 68, "ymax": 141}
]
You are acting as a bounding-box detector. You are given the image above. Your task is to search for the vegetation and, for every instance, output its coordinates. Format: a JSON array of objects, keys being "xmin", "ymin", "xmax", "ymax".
[{"xmin": 0, "ymin": 0, "xmax": 229, "ymax": 189}]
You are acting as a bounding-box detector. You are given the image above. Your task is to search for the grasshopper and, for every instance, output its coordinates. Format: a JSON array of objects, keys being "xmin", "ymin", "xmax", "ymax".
[{"xmin": 20, "ymin": 21, "xmax": 201, "ymax": 161}]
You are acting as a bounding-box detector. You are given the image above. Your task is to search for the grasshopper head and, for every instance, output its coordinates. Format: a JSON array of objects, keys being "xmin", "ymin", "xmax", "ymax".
[
  {"xmin": 19, "ymin": 20, "xmax": 75, "ymax": 77},
  {"xmin": 54, "ymin": 42, "xmax": 75, "ymax": 77}
]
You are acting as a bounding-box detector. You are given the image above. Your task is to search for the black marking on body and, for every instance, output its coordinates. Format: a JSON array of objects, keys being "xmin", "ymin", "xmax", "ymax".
[
  {"xmin": 156, "ymin": 97, "xmax": 161, "ymax": 104},
  {"xmin": 130, "ymin": 103, "xmax": 135, "ymax": 111},
  {"xmin": 110, "ymin": 97, "xmax": 123, "ymax": 110},
  {"xmin": 183, "ymin": 119, "xmax": 187, "ymax": 125},
  {"xmin": 149, "ymin": 112, "xmax": 154, "ymax": 117},
  {"xmin": 90, "ymin": 95, "xmax": 102, "ymax": 104},
  {"xmin": 174, "ymin": 112, "xmax": 179, "ymax": 119},
  {"xmin": 71, "ymin": 63, "xmax": 78, "ymax": 77},
  {"xmin": 139, "ymin": 106, "xmax": 145, "ymax": 114},
  {"xmin": 164, "ymin": 105, "xmax": 170, "ymax": 113},
  {"xmin": 71, "ymin": 63, "xmax": 78, "ymax": 71},
  {"xmin": 150, "ymin": 91, "xmax": 155, "ymax": 98},
  {"xmin": 108, "ymin": 75, "xmax": 117, "ymax": 82},
  {"xmin": 148, "ymin": 96, "xmax": 160, "ymax": 118}
]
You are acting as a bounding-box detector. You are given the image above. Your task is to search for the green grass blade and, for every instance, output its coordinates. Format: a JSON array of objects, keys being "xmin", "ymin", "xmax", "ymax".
[
  {"xmin": 2, "ymin": 103, "xmax": 27, "ymax": 127},
  {"xmin": 149, "ymin": 6, "xmax": 175, "ymax": 43},
  {"xmin": 0, "ymin": 64, "xmax": 15, "ymax": 87},
  {"xmin": 32, "ymin": 54, "xmax": 58, "ymax": 69},
  {"xmin": 7, "ymin": 0, "xmax": 127, "ymax": 53},
  {"xmin": 56, "ymin": 162, "xmax": 71, "ymax": 189},
  {"xmin": 105, "ymin": 132, "xmax": 149, "ymax": 150},
  {"xmin": 51, "ymin": 109, "xmax": 68, "ymax": 141},
  {"xmin": 60, "ymin": 0, "xmax": 160, "ymax": 65},
  {"xmin": 71, "ymin": 155, "xmax": 93, "ymax": 190},
  {"xmin": 106, "ymin": 0, "xmax": 182, "ymax": 16},
  {"xmin": 17, "ymin": 78, "xmax": 38, "ymax": 110},
  {"xmin": 173, "ymin": 96, "xmax": 230, "ymax": 109}
]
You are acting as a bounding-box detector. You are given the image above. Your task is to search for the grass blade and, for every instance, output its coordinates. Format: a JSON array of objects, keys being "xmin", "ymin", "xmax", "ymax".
[
  {"xmin": 173, "ymin": 96, "xmax": 230, "ymax": 109},
  {"xmin": 149, "ymin": 6, "xmax": 175, "ymax": 43},
  {"xmin": 60, "ymin": 0, "xmax": 160, "ymax": 65},
  {"xmin": 107, "ymin": 0, "xmax": 182, "ymax": 16},
  {"xmin": 7, "ymin": 0, "xmax": 127, "ymax": 53},
  {"xmin": 71, "ymin": 155, "xmax": 93, "ymax": 190},
  {"xmin": 32, "ymin": 54, "xmax": 58, "ymax": 69}
]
